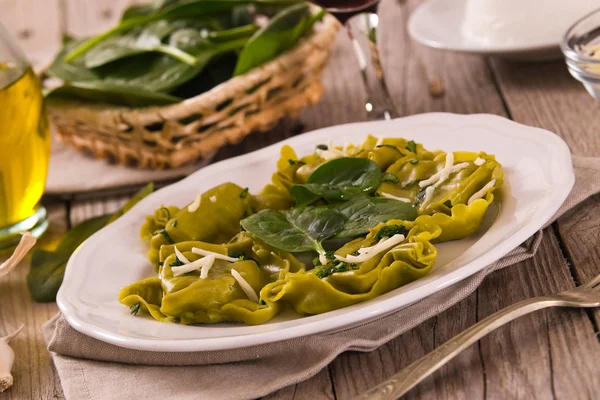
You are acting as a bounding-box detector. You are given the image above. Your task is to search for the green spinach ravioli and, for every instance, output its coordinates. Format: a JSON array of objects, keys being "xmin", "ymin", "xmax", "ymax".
[{"xmin": 119, "ymin": 135, "xmax": 503, "ymax": 325}]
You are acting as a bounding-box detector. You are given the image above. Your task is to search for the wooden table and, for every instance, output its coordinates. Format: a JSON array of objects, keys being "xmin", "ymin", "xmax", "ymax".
[{"xmin": 1, "ymin": 0, "xmax": 600, "ymax": 399}]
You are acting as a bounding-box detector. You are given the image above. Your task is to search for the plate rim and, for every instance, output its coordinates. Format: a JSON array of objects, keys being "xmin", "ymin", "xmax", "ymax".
[
  {"xmin": 57, "ymin": 113, "xmax": 574, "ymax": 352},
  {"xmin": 407, "ymin": 0, "xmax": 561, "ymax": 56}
]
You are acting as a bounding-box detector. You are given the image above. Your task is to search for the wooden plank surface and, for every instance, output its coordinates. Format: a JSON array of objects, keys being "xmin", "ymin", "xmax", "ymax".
[
  {"xmin": 1, "ymin": 0, "xmax": 599, "ymax": 399},
  {"xmin": 0, "ymin": 202, "xmax": 66, "ymax": 400}
]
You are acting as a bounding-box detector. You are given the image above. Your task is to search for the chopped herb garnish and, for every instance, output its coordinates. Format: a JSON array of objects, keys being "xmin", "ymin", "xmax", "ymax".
[
  {"xmin": 158, "ymin": 229, "xmax": 174, "ymax": 244},
  {"xmin": 258, "ymin": 299, "xmax": 266, "ymax": 306},
  {"xmin": 315, "ymin": 260, "xmax": 358, "ymax": 279},
  {"xmin": 240, "ymin": 187, "xmax": 249, "ymax": 199},
  {"xmin": 228, "ymin": 250, "xmax": 246, "ymax": 261},
  {"xmin": 410, "ymin": 159, "xmax": 419, "ymax": 165},
  {"xmin": 374, "ymin": 224, "xmax": 409, "ymax": 241},
  {"xmin": 130, "ymin": 302, "xmax": 141, "ymax": 316},
  {"xmin": 405, "ymin": 140, "xmax": 417, "ymax": 153},
  {"xmin": 288, "ymin": 159, "xmax": 306, "ymax": 166},
  {"xmin": 169, "ymin": 258, "xmax": 184, "ymax": 267},
  {"xmin": 313, "ymin": 250, "xmax": 335, "ymax": 267},
  {"xmin": 381, "ymin": 173, "xmax": 400, "ymax": 184},
  {"xmin": 316, "ymin": 144, "xmax": 328, "ymax": 151}
]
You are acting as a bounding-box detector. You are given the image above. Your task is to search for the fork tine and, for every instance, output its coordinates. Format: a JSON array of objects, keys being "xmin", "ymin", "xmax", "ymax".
[{"xmin": 581, "ymin": 273, "xmax": 600, "ymax": 289}]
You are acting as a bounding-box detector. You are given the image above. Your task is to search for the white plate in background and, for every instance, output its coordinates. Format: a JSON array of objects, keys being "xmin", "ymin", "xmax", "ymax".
[
  {"xmin": 408, "ymin": 0, "xmax": 596, "ymax": 61},
  {"xmin": 57, "ymin": 113, "xmax": 574, "ymax": 352}
]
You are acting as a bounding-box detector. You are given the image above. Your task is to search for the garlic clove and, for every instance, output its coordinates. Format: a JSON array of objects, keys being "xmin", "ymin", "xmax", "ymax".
[
  {"xmin": 0, "ymin": 232, "xmax": 37, "ymax": 279},
  {"xmin": 0, "ymin": 324, "xmax": 24, "ymax": 393}
]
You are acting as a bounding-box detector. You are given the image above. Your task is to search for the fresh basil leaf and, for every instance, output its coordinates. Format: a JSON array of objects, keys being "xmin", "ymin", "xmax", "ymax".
[
  {"xmin": 234, "ymin": 3, "xmax": 319, "ymax": 76},
  {"xmin": 405, "ymin": 140, "xmax": 417, "ymax": 153},
  {"xmin": 240, "ymin": 207, "xmax": 346, "ymax": 255},
  {"xmin": 27, "ymin": 184, "xmax": 154, "ymax": 302},
  {"xmin": 290, "ymin": 158, "xmax": 383, "ymax": 206},
  {"xmin": 331, "ymin": 196, "xmax": 417, "ymax": 239}
]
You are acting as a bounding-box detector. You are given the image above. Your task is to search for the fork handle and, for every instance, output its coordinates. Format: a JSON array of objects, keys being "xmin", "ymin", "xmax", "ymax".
[{"xmin": 355, "ymin": 296, "xmax": 558, "ymax": 400}]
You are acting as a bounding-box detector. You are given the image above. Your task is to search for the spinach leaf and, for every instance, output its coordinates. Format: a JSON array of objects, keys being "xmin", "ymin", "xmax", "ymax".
[
  {"xmin": 240, "ymin": 207, "xmax": 346, "ymax": 256},
  {"xmin": 83, "ymin": 20, "xmax": 197, "ymax": 68},
  {"xmin": 48, "ymin": 39, "xmax": 101, "ymax": 83},
  {"xmin": 233, "ymin": 3, "xmax": 323, "ymax": 75},
  {"xmin": 96, "ymin": 29, "xmax": 248, "ymax": 93},
  {"xmin": 45, "ymin": 81, "xmax": 182, "ymax": 107},
  {"xmin": 67, "ymin": 0, "xmax": 302, "ymax": 62},
  {"xmin": 27, "ymin": 183, "xmax": 154, "ymax": 302},
  {"xmin": 290, "ymin": 158, "xmax": 383, "ymax": 206},
  {"xmin": 27, "ymin": 215, "xmax": 111, "ymax": 303},
  {"xmin": 332, "ymin": 196, "xmax": 416, "ymax": 239}
]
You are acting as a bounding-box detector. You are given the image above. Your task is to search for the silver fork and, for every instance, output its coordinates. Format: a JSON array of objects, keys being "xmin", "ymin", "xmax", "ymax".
[{"xmin": 355, "ymin": 272, "xmax": 600, "ymax": 400}]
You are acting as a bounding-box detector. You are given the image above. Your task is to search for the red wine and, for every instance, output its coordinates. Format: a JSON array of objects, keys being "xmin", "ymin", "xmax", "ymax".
[{"xmin": 313, "ymin": 0, "xmax": 380, "ymax": 23}]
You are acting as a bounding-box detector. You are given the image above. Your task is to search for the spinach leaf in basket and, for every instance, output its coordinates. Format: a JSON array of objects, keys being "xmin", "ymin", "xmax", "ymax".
[
  {"xmin": 27, "ymin": 183, "xmax": 154, "ymax": 302},
  {"xmin": 290, "ymin": 158, "xmax": 383, "ymax": 207},
  {"xmin": 67, "ymin": 0, "xmax": 303, "ymax": 62},
  {"xmin": 233, "ymin": 3, "xmax": 324, "ymax": 76},
  {"xmin": 82, "ymin": 20, "xmax": 197, "ymax": 68},
  {"xmin": 96, "ymin": 29, "xmax": 248, "ymax": 93},
  {"xmin": 331, "ymin": 196, "xmax": 417, "ymax": 239},
  {"xmin": 48, "ymin": 39, "xmax": 101, "ymax": 83},
  {"xmin": 45, "ymin": 80, "xmax": 182, "ymax": 107},
  {"xmin": 241, "ymin": 207, "xmax": 346, "ymax": 257}
]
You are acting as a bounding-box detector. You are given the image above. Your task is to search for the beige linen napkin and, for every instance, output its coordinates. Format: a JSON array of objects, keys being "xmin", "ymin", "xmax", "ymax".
[{"xmin": 41, "ymin": 156, "xmax": 600, "ymax": 400}]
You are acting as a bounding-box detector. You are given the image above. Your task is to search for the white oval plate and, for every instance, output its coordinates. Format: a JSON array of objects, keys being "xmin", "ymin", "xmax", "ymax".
[
  {"xmin": 57, "ymin": 113, "xmax": 573, "ymax": 352},
  {"xmin": 407, "ymin": 0, "xmax": 587, "ymax": 61}
]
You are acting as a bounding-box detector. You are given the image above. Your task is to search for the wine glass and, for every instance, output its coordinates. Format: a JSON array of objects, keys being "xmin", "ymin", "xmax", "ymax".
[
  {"xmin": 0, "ymin": 23, "xmax": 50, "ymax": 250},
  {"xmin": 313, "ymin": 0, "xmax": 398, "ymax": 120}
]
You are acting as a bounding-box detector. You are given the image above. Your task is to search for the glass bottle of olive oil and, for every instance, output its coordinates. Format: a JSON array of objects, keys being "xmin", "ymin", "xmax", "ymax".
[{"xmin": 0, "ymin": 25, "xmax": 50, "ymax": 249}]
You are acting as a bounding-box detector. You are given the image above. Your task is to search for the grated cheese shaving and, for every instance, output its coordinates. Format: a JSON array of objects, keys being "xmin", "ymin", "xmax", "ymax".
[
  {"xmin": 375, "ymin": 136, "xmax": 384, "ymax": 147},
  {"xmin": 380, "ymin": 192, "xmax": 412, "ymax": 203},
  {"xmin": 334, "ymin": 234, "xmax": 406, "ymax": 264},
  {"xmin": 174, "ymin": 245, "xmax": 190, "ymax": 264},
  {"xmin": 192, "ymin": 247, "xmax": 237, "ymax": 262},
  {"xmin": 188, "ymin": 193, "xmax": 202, "ymax": 212},
  {"xmin": 231, "ymin": 269, "xmax": 259, "ymax": 302},
  {"xmin": 474, "ymin": 157, "xmax": 486, "ymax": 166},
  {"xmin": 209, "ymin": 195, "xmax": 217, "ymax": 203},
  {"xmin": 468, "ymin": 179, "xmax": 496, "ymax": 205},
  {"xmin": 171, "ymin": 255, "xmax": 215, "ymax": 277},
  {"xmin": 199, "ymin": 255, "xmax": 216, "ymax": 279},
  {"xmin": 422, "ymin": 186, "xmax": 435, "ymax": 208},
  {"xmin": 319, "ymin": 253, "xmax": 328, "ymax": 265}
]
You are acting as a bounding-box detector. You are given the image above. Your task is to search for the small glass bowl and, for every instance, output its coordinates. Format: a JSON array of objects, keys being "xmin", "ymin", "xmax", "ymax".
[{"xmin": 562, "ymin": 8, "xmax": 600, "ymax": 101}]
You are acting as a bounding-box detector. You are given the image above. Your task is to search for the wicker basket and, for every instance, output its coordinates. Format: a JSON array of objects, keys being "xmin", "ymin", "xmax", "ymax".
[{"xmin": 48, "ymin": 14, "xmax": 340, "ymax": 169}]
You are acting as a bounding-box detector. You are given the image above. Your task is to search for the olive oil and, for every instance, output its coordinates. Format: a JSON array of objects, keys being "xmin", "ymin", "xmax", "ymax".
[{"xmin": 0, "ymin": 63, "xmax": 50, "ymax": 232}]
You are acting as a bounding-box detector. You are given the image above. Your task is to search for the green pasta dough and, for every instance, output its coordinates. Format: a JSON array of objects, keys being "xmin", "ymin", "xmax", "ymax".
[{"xmin": 120, "ymin": 135, "xmax": 504, "ymax": 325}]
